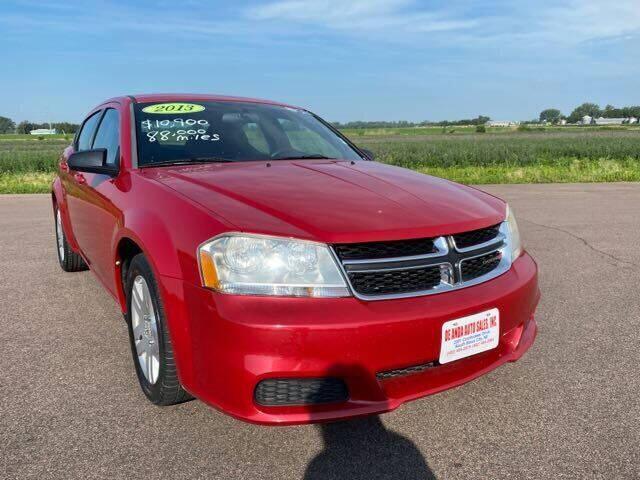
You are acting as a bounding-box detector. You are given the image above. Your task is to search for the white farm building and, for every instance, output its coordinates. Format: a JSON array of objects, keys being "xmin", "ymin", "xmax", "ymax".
[
  {"xmin": 595, "ymin": 117, "xmax": 625, "ymax": 125},
  {"xmin": 486, "ymin": 120, "xmax": 520, "ymax": 127},
  {"xmin": 30, "ymin": 128, "xmax": 57, "ymax": 135},
  {"xmin": 588, "ymin": 117, "xmax": 639, "ymax": 126}
]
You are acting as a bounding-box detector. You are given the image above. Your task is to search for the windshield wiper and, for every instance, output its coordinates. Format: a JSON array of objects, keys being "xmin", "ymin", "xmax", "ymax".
[
  {"xmin": 141, "ymin": 157, "xmax": 237, "ymax": 167},
  {"xmin": 271, "ymin": 154, "xmax": 337, "ymax": 161}
]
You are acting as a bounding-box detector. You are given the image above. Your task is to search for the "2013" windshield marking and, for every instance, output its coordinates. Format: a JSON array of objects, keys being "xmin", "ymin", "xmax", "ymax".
[{"xmin": 141, "ymin": 103, "xmax": 205, "ymax": 114}]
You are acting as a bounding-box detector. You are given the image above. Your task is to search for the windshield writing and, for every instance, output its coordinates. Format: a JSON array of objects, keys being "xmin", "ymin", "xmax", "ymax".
[{"xmin": 135, "ymin": 102, "xmax": 362, "ymax": 165}]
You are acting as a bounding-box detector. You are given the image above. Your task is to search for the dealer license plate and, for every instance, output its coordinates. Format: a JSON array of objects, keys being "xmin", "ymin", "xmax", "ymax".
[{"xmin": 439, "ymin": 308, "xmax": 500, "ymax": 364}]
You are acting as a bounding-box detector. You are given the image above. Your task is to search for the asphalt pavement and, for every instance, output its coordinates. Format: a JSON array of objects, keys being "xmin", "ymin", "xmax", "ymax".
[{"xmin": 1, "ymin": 183, "xmax": 639, "ymax": 479}]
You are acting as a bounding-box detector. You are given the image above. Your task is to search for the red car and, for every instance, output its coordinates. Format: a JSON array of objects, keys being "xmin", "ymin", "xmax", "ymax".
[{"xmin": 52, "ymin": 94, "xmax": 539, "ymax": 425}]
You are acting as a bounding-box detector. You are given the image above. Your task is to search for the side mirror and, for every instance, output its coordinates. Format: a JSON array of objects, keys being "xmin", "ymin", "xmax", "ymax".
[
  {"xmin": 68, "ymin": 149, "xmax": 118, "ymax": 176},
  {"xmin": 360, "ymin": 148, "xmax": 375, "ymax": 161}
]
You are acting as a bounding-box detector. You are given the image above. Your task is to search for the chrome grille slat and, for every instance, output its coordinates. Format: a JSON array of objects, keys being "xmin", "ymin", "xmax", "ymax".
[{"xmin": 333, "ymin": 223, "xmax": 512, "ymax": 301}]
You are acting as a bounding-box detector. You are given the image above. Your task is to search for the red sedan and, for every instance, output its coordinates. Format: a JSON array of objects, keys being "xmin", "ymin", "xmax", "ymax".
[{"xmin": 52, "ymin": 94, "xmax": 539, "ymax": 425}]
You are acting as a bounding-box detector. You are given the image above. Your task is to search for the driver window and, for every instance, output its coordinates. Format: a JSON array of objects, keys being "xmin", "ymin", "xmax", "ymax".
[
  {"xmin": 77, "ymin": 111, "xmax": 102, "ymax": 151},
  {"xmin": 92, "ymin": 108, "xmax": 120, "ymax": 166}
]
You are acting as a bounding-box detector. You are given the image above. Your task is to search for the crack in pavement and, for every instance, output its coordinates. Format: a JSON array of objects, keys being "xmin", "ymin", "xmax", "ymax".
[{"xmin": 522, "ymin": 218, "xmax": 639, "ymax": 269}]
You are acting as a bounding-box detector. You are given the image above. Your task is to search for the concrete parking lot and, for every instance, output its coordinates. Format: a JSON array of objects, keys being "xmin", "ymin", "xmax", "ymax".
[{"xmin": 1, "ymin": 183, "xmax": 639, "ymax": 479}]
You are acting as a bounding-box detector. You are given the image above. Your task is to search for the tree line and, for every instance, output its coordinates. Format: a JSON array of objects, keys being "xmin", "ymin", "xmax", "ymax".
[
  {"xmin": 540, "ymin": 103, "xmax": 640, "ymax": 124},
  {"xmin": 0, "ymin": 116, "xmax": 79, "ymax": 134},
  {"xmin": 2, "ymin": 102, "xmax": 639, "ymax": 134},
  {"xmin": 332, "ymin": 116, "xmax": 491, "ymax": 129}
]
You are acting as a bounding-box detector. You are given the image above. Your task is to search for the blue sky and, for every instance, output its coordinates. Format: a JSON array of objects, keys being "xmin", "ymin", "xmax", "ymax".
[{"xmin": 1, "ymin": 0, "xmax": 639, "ymax": 123}]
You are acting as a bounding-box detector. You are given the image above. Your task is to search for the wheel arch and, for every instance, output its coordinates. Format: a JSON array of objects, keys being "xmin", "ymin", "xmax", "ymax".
[
  {"xmin": 115, "ymin": 236, "xmax": 143, "ymax": 310},
  {"xmin": 113, "ymin": 209, "xmax": 183, "ymax": 312},
  {"xmin": 113, "ymin": 223, "xmax": 195, "ymax": 392},
  {"xmin": 52, "ymin": 177, "xmax": 82, "ymax": 252},
  {"xmin": 51, "ymin": 177, "xmax": 63, "ymax": 212}
]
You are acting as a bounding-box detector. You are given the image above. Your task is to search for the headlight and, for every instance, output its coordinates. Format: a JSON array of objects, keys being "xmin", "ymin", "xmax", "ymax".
[
  {"xmin": 198, "ymin": 233, "xmax": 351, "ymax": 297},
  {"xmin": 505, "ymin": 204, "xmax": 522, "ymax": 259}
]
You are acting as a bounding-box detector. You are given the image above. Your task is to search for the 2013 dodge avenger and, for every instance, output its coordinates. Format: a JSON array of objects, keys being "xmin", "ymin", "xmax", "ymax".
[{"xmin": 52, "ymin": 94, "xmax": 539, "ymax": 425}]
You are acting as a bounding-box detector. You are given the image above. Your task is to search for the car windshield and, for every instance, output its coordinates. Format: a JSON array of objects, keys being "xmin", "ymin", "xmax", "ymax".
[{"xmin": 134, "ymin": 101, "xmax": 363, "ymax": 166}]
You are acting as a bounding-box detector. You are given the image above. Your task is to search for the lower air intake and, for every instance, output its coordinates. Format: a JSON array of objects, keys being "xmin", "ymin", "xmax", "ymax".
[{"xmin": 254, "ymin": 378, "xmax": 349, "ymax": 406}]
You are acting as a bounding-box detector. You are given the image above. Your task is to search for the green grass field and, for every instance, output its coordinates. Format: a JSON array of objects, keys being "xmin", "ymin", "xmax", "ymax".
[
  {"xmin": 356, "ymin": 130, "xmax": 640, "ymax": 184},
  {"xmin": 1, "ymin": 128, "xmax": 639, "ymax": 193},
  {"xmin": 0, "ymin": 135, "xmax": 71, "ymax": 193}
]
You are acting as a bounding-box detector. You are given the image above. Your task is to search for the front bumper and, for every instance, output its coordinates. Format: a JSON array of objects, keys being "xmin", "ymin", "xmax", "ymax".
[{"xmin": 162, "ymin": 252, "xmax": 540, "ymax": 425}]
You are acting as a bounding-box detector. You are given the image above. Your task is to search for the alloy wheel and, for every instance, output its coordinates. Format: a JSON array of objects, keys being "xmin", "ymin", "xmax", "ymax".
[
  {"xmin": 56, "ymin": 209, "xmax": 65, "ymax": 261},
  {"xmin": 131, "ymin": 275, "xmax": 160, "ymax": 384}
]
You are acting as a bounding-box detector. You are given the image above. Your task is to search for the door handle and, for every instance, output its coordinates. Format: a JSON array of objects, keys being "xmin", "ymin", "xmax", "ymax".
[{"xmin": 74, "ymin": 173, "xmax": 86, "ymax": 184}]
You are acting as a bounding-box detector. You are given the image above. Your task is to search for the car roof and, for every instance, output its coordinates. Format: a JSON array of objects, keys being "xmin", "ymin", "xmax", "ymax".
[{"xmin": 100, "ymin": 93, "xmax": 301, "ymax": 110}]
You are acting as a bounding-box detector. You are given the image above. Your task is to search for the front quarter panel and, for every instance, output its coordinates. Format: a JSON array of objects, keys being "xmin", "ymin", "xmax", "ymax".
[
  {"xmin": 114, "ymin": 172, "xmax": 236, "ymax": 390},
  {"xmin": 115, "ymin": 172, "xmax": 234, "ymax": 307}
]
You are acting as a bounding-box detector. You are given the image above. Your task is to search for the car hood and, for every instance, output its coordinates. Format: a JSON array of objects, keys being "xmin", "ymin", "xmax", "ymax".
[{"xmin": 143, "ymin": 160, "xmax": 505, "ymax": 243}]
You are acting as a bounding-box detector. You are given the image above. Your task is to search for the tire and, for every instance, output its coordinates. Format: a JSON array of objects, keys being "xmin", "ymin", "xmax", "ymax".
[
  {"xmin": 54, "ymin": 205, "xmax": 88, "ymax": 272},
  {"xmin": 125, "ymin": 253, "xmax": 192, "ymax": 406}
]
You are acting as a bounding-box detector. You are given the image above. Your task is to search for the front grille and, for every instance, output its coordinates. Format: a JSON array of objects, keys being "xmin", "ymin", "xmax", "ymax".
[
  {"xmin": 334, "ymin": 238, "xmax": 435, "ymax": 260},
  {"xmin": 332, "ymin": 223, "xmax": 508, "ymax": 300},
  {"xmin": 254, "ymin": 378, "xmax": 348, "ymax": 406},
  {"xmin": 460, "ymin": 251, "xmax": 502, "ymax": 281},
  {"xmin": 347, "ymin": 266, "xmax": 443, "ymax": 296},
  {"xmin": 453, "ymin": 224, "xmax": 501, "ymax": 250},
  {"xmin": 377, "ymin": 361, "xmax": 437, "ymax": 380}
]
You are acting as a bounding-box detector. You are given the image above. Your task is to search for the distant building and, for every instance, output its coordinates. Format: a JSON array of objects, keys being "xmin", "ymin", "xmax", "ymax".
[
  {"xmin": 30, "ymin": 128, "xmax": 57, "ymax": 135},
  {"xmin": 486, "ymin": 120, "xmax": 520, "ymax": 127},
  {"xmin": 594, "ymin": 117, "xmax": 625, "ymax": 125},
  {"xmin": 581, "ymin": 115, "xmax": 593, "ymax": 125},
  {"xmin": 629, "ymin": 117, "xmax": 638, "ymax": 124},
  {"xmin": 559, "ymin": 119, "xmax": 567, "ymax": 125}
]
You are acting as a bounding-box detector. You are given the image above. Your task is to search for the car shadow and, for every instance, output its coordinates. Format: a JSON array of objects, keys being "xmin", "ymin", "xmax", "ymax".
[
  {"xmin": 304, "ymin": 416, "xmax": 435, "ymax": 480},
  {"xmin": 303, "ymin": 364, "xmax": 435, "ymax": 480}
]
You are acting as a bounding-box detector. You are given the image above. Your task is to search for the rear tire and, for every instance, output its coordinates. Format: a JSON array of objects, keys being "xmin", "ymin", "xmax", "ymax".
[
  {"xmin": 54, "ymin": 206, "xmax": 87, "ymax": 272},
  {"xmin": 125, "ymin": 253, "xmax": 192, "ymax": 406}
]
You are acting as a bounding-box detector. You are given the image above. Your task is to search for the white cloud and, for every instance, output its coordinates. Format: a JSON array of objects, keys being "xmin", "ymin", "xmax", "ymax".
[
  {"xmin": 3, "ymin": 0, "xmax": 639, "ymax": 48},
  {"xmin": 244, "ymin": 0, "xmax": 639, "ymax": 46},
  {"xmin": 246, "ymin": 0, "xmax": 477, "ymax": 34},
  {"xmin": 541, "ymin": 0, "xmax": 640, "ymax": 43}
]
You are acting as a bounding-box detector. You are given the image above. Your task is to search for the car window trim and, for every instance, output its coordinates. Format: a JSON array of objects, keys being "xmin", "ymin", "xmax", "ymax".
[{"xmin": 129, "ymin": 100, "xmax": 139, "ymax": 169}]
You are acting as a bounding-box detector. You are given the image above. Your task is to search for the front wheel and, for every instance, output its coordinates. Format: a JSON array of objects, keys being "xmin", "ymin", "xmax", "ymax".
[
  {"xmin": 54, "ymin": 206, "xmax": 87, "ymax": 272},
  {"xmin": 125, "ymin": 253, "xmax": 192, "ymax": 406}
]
